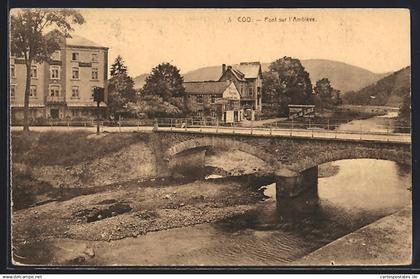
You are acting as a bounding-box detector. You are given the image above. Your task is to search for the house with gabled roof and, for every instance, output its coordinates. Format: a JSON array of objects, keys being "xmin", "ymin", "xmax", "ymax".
[
  {"xmin": 184, "ymin": 80, "xmax": 243, "ymax": 123},
  {"xmin": 218, "ymin": 62, "xmax": 263, "ymax": 120}
]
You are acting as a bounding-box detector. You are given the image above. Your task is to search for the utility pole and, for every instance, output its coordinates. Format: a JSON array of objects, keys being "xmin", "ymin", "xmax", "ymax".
[{"xmin": 93, "ymin": 87, "xmax": 105, "ymax": 135}]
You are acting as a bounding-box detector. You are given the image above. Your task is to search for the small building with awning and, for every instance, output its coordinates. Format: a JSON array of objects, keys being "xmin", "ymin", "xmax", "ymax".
[{"xmin": 184, "ymin": 80, "xmax": 243, "ymax": 123}]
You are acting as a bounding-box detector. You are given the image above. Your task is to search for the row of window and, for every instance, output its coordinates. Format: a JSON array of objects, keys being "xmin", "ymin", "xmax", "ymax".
[
  {"xmin": 11, "ymin": 51, "xmax": 99, "ymax": 64},
  {"xmin": 193, "ymin": 95, "xmax": 219, "ymax": 104},
  {"xmin": 72, "ymin": 67, "xmax": 99, "ymax": 80},
  {"xmin": 10, "ymin": 65, "xmax": 100, "ymax": 80},
  {"xmin": 72, "ymin": 52, "xmax": 98, "ymax": 62},
  {"xmin": 10, "ymin": 84, "xmax": 96, "ymax": 100}
]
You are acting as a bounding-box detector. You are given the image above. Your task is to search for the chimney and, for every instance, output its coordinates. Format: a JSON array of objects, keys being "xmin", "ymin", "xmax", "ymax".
[{"xmin": 222, "ymin": 64, "xmax": 226, "ymax": 74}]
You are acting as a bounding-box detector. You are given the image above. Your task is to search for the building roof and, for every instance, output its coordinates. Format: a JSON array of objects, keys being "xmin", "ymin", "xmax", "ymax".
[
  {"xmin": 184, "ymin": 81, "xmax": 232, "ymax": 95},
  {"xmin": 233, "ymin": 62, "xmax": 261, "ymax": 79},
  {"xmin": 65, "ymin": 35, "xmax": 107, "ymax": 49}
]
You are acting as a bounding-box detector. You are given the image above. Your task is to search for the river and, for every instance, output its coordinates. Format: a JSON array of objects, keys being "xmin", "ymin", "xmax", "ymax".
[{"xmin": 86, "ymin": 113, "xmax": 411, "ymax": 266}]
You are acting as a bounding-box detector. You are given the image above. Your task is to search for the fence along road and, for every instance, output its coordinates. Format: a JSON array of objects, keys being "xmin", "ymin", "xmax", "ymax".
[
  {"xmin": 155, "ymin": 125, "xmax": 411, "ymax": 143},
  {"xmin": 11, "ymin": 118, "xmax": 411, "ymax": 144}
]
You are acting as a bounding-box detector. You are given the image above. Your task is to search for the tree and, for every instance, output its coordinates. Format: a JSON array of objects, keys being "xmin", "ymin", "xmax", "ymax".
[
  {"xmin": 107, "ymin": 56, "xmax": 136, "ymax": 117},
  {"xmin": 128, "ymin": 95, "xmax": 183, "ymax": 118},
  {"xmin": 10, "ymin": 8, "xmax": 85, "ymax": 132},
  {"xmin": 262, "ymin": 57, "xmax": 313, "ymax": 116},
  {"xmin": 398, "ymin": 93, "xmax": 410, "ymax": 125},
  {"xmin": 110, "ymin": 55, "xmax": 127, "ymax": 76},
  {"xmin": 331, "ymin": 89, "xmax": 342, "ymax": 106},
  {"xmin": 313, "ymin": 78, "xmax": 337, "ymax": 108},
  {"xmin": 142, "ymin": 63, "xmax": 185, "ymax": 101},
  {"xmin": 261, "ymin": 71, "xmax": 290, "ymax": 115}
]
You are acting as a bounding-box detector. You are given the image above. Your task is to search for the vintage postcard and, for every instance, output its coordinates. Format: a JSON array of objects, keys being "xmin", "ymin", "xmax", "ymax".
[{"xmin": 9, "ymin": 8, "xmax": 411, "ymax": 266}]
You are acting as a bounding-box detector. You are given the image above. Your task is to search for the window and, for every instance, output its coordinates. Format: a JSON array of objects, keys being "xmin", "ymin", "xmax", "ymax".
[
  {"xmin": 30, "ymin": 65, "xmax": 37, "ymax": 78},
  {"xmin": 10, "ymin": 84, "xmax": 16, "ymax": 97},
  {"xmin": 50, "ymin": 66, "xmax": 60, "ymax": 79},
  {"xmin": 71, "ymin": 86, "xmax": 79, "ymax": 98},
  {"xmin": 30, "ymin": 85, "xmax": 37, "ymax": 97},
  {"xmin": 72, "ymin": 67, "xmax": 79, "ymax": 79},
  {"xmin": 196, "ymin": 95, "xmax": 203, "ymax": 104},
  {"xmin": 72, "ymin": 52, "xmax": 79, "ymax": 61},
  {"xmin": 49, "ymin": 85, "xmax": 60, "ymax": 97},
  {"xmin": 248, "ymin": 88, "xmax": 253, "ymax": 96},
  {"xmin": 92, "ymin": 53, "xmax": 98, "ymax": 62},
  {"xmin": 10, "ymin": 65, "xmax": 15, "ymax": 78},
  {"xmin": 91, "ymin": 68, "xmax": 98, "ymax": 80},
  {"xmin": 51, "ymin": 50, "xmax": 61, "ymax": 60},
  {"xmin": 211, "ymin": 95, "xmax": 217, "ymax": 104}
]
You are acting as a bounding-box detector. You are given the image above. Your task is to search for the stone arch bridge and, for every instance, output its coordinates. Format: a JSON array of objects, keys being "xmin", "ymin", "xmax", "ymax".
[{"xmin": 151, "ymin": 130, "xmax": 411, "ymax": 199}]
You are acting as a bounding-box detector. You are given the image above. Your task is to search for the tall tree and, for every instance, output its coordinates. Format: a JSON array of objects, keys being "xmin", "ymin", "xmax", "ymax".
[
  {"xmin": 10, "ymin": 8, "xmax": 85, "ymax": 132},
  {"xmin": 110, "ymin": 55, "xmax": 127, "ymax": 76},
  {"xmin": 261, "ymin": 71, "xmax": 290, "ymax": 115},
  {"xmin": 314, "ymin": 78, "xmax": 335, "ymax": 108},
  {"xmin": 262, "ymin": 57, "xmax": 313, "ymax": 116},
  {"xmin": 142, "ymin": 63, "xmax": 185, "ymax": 101},
  {"xmin": 107, "ymin": 56, "xmax": 136, "ymax": 117}
]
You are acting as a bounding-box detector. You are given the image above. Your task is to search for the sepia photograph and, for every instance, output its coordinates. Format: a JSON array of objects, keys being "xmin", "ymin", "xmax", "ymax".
[{"xmin": 8, "ymin": 8, "xmax": 412, "ymax": 267}]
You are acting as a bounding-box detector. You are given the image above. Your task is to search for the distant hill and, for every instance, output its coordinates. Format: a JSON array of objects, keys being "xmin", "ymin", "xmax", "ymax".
[
  {"xmin": 133, "ymin": 59, "xmax": 389, "ymax": 93},
  {"xmin": 133, "ymin": 73, "xmax": 149, "ymax": 89},
  {"xmin": 342, "ymin": 66, "xmax": 411, "ymax": 107}
]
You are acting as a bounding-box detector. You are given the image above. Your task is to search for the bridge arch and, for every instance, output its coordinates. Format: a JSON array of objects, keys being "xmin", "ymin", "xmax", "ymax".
[
  {"xmin": 164, "ymin": 137, "xmax": 280, "ymax": 172},
  {"xmin": 286, "ymin": 147, "xmax": 411, "ymax": 173}
]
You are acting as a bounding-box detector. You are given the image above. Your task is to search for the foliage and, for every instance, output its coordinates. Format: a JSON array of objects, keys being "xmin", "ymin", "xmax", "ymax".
[
  {"xmin": 142, "ymin": 63, "xmax": 185, "ymax": 101},
  {"xmin": 10, "ymin": 8, "xmax": 85, "ymax": 132},
  {"xmin": 397, "ymin": 93, "xmax": 411, "ymax": 128},
  {"xmin": 262, "ymin": 71, "xmax": 291, "ymax": 115},
  {"xmin": 110, "ymin": 55, "xmax": 128, "ymax": 76},
  {"xmin": 342, "ymin": 66, "xmax": 410, "ymax": 106},
  {"xmin": 127, "ymin": 95, "xmax": 183, "ymax": 118},
  {"xmin": 313, "ymin": 78, "xmax": 342, "ymax": 108},
  {"xmin": 137, "ymin": 63, "xmax": 187, "ymax": 117},
  {"xmin": 262, "ymin": 57, "xmax": 313, "ymax": 116},
  {"xmin": 107, "ymin": 56, "xmax": 136, "ymax": 117}
]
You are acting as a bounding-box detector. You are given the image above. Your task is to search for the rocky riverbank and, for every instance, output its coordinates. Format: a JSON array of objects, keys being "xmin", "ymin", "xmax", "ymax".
[{"xmin": 12, "ymin": 177, "xmax": 264, "ymax": 265}]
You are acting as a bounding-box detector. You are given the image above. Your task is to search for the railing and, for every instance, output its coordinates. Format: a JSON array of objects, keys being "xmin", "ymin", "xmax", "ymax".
[
  {"xmin": 10, "ymin": 117, "xmax": 411, "ymax": 143},
  {"xmin": 154, "ymin": 118, "xmax": 411, "ymax": 143}
]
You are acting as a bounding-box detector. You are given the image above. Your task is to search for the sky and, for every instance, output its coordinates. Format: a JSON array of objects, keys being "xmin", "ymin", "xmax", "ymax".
[{"xmin": 71, "ymin": 8, "xmax": 410, "ymax": 78}]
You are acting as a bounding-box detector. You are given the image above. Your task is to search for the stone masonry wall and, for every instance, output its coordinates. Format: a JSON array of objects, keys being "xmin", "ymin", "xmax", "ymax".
[{"xmin": 155, "ymin": 131, "xmax": 411, "ymax": 175}]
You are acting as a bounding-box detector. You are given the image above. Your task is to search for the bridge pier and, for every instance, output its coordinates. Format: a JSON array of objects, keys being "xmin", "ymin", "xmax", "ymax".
[
  {"xmin": 275, "ymin": 166, "xmax": 319, "ymax": 220},
  {"xmin": 276, "ymin": 166, "xmax": 318, "ymax": 198}
]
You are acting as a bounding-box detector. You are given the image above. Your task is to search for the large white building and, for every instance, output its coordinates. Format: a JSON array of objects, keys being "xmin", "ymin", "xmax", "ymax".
[{"xmin": 10, "ymin": 35, "xmax": 108, "ymax": 121}]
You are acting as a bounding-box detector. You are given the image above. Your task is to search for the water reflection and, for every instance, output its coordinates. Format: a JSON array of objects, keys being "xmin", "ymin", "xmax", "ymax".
[{"xmin": 197, "ymin": 159, "xmax": 411, "ymax": 265}]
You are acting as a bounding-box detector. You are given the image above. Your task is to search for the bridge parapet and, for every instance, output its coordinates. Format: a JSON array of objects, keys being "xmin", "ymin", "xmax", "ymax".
[{"xmin": 155, "ymin": 130, "xmax": 411, "ymax": 175}]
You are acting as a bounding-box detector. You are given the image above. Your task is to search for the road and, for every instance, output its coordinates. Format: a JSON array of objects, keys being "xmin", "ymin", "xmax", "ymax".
[{"xmin": 11, "ymin": 125, "xmax": 411, "ymax": 143}]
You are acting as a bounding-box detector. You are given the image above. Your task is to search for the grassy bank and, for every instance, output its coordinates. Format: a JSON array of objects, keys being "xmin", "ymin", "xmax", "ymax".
[
  {"xmin": 12, "ymin": 131, "xmax": 148, "ymax": 167},
  {"xmin": 11, "ymin": 131, "xmax": 152, "ymax": 210}
]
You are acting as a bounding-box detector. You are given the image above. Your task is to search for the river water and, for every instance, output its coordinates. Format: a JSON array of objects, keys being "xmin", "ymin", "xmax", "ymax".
[{"xmin": 88, "ymin": 113, "xmax": 411, "ymax": 266}]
